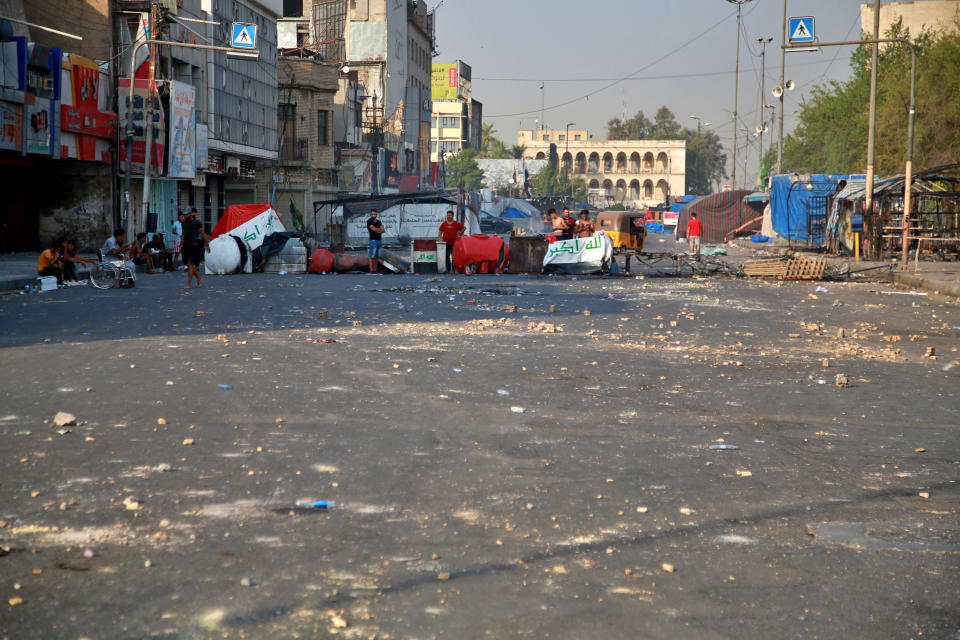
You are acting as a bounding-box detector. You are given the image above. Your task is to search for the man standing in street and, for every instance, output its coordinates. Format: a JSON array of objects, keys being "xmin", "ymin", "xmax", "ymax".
[
  {"xmin": 182, "ymin": 208, "xmax": 210, "ymax": 289},
  {"xmin": 366, "ymin": 210, "xmax": 386, "ymax": 273},
  {"xmin": 437, "ymin": 210, "xmax": 465, "ymax": 273},
  {"xmin": 686, "ymin": 211, "xmax": 702, "ymax": 256}
]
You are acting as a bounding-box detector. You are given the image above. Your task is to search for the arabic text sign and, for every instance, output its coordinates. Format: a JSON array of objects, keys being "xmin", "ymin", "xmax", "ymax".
[
  {"xmin": 542, "ymin": 232, "xmax": 612, "ymax": 267},
  {"xmin": 230, "ymin": 209, "xmax": 284, "ymax": 250}
]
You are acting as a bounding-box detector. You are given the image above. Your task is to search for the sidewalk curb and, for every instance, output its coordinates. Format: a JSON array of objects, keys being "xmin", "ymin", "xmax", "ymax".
[{"xmin": 884, "ymin": 271, "xmax": 960, "ymax": 299}]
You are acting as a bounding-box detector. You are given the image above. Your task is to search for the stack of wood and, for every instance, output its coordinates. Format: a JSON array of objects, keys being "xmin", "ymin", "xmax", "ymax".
[{"xmin": 742, "ymin": 256, "xmax": 827, "ymax": 280}]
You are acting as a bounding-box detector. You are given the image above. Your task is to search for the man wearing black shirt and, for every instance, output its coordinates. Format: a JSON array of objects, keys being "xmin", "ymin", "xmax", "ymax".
[
  {"xmin": 182, "ymin": 208, "xmax": 210, "ymax": 289},
  {"xmin": 366, "ymin": 209, "xmax": 385, "ymax": 273}
]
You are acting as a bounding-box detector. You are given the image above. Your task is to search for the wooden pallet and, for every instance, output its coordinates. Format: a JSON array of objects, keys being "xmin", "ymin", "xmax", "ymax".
[
  {"xmin": 742, "ymin": 256, "xmax": 826, "ymax": 280},
  {"xmin": 785, "ymin": 256, "xmax": 826, "ymax": 279},
  {"xmin": 742, "ymin": 258, "xmax": 787, "ymax": 277}
]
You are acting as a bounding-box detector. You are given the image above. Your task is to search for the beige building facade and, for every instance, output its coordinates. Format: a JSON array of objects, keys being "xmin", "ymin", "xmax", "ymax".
[
  {"xmin": 860, "ymin": 1, "xmax": 960, "ymax": 43},
  {"xmin": 518, "ymin": 129, "xmax": 686, "ymax": 208}
]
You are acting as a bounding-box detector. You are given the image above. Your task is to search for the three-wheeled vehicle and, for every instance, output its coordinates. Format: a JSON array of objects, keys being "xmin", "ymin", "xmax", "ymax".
[{"xmin": 596, "ymin": 211, "xmax": 647, "ymax": 253}]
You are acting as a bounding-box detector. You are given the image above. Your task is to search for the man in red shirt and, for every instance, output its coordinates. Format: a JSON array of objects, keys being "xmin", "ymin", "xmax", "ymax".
[
  {"xmin": 437, "ymin": 210, "xmax": 465, "ymax": 272},
  {"xmin": 686, "ymin": 212, "xmax": 703, "ymax": 255}
]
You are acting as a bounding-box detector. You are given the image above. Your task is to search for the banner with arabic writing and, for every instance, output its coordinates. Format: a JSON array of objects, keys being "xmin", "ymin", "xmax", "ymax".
[{"xmin": 542, "ymin": 232, "xmax": 613, "ymax": 275}]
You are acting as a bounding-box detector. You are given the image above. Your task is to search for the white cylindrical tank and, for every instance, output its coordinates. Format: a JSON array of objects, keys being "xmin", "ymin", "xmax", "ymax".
[{"xmin": 204, "ymin": 236, "xmax": 241, "ymax": 275}]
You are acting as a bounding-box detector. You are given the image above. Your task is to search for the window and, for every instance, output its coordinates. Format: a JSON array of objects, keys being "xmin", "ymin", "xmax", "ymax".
[
  {"xmin": 558, "ymin": 135, "xmax": 565, "ymax": 141},
  {"xmin": 431, "ymin": 115, "xmax": 438, "ymax": 129},
  {"xmin": 279, "ymin": 103, "xmax": 296, "ymax": 161},
  {"xmin": 574, "ymin": 134, "xmax": 582, "ymax": 141},
  {"xmin": 439, "ymin": 116, "xmax": 459, "ymax": 129},
  {"xmin": 317, "ymin": 110, "xmax": 329, "ymax": 145},
  {"xmin": 542, "ymin": 134, "xmax": 549, "ymax": 141}
]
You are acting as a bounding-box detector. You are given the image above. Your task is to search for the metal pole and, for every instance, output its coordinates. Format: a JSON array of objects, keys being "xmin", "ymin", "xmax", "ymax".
[
  {"xmin": 140, "ymin": 4, "xmax": 157, "ymax": 237},
  {"xmin": 758, "ymin": 38, "xmax": 770, "ymax": 185},
  {"xmin": 901, "ymin": 46, "xmax": 916, "ymax": 268},
  {"xmin": 730, "ymin": 2, "xmax": 744, "ymax": 190},
  {"xmin": 776, "ymin": 0, "xmax": 786, "ymax": 175},
  {"xmin": 864, "ymin": 0, "xmax": 881, "ymax": 219}
]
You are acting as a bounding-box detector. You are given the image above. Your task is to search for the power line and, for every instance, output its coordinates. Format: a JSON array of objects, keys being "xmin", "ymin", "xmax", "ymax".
[
  {"xmin": 475, "ymin": 59, "xmax": 832, "ymax": 83},
  {"xmin": 485, "ymin": 3, "xmax": 758, "ymax": 118}
]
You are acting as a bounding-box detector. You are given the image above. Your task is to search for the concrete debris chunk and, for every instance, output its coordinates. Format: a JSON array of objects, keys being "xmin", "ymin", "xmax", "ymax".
[
  {"xmin": 834, "ymin": 373, "xmax": 850, "ymax": 388},
  {"xmin": 53, "ymin": 412, "xmax": 76, "ymax": 427}
]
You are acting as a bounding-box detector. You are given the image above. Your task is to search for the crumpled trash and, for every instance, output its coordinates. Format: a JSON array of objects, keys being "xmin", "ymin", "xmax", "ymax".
[{"xmin": 709, "ymin": 443, "xmax": 739, "ymax": 450}]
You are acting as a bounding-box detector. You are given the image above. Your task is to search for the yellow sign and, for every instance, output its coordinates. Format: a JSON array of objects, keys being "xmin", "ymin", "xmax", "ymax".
[{"xmin": 432, "ymin": 64, "xmax": 458, "ymax": 100}]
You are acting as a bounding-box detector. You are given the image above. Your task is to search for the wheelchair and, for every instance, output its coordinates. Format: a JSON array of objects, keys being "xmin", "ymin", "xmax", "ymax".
[{"xmin": 90, "ymin": 250, "xmax": 137, "ymax": 289}]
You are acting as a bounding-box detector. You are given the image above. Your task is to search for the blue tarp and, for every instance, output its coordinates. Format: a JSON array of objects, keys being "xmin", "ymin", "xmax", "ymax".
[
  {"xmin": 645, "ymin": 221, "xmax": 666, "ymax": 234},
  {"xmin": 770, "ymin": 175, "xmax": 847, "ymax": 242},
  {"xmin": 500, "ymin": 207, "xmax": 530, "ymax": 219}
]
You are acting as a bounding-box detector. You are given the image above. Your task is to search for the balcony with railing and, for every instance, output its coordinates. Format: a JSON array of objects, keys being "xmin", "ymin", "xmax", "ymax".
[{"xmin": 280, "ymin": 137, "xmax": 309, "ymax": 163}]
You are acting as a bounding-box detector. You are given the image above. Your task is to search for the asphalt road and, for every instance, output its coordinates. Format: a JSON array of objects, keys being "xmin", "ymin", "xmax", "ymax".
[{"xmin": 1, "ymin": 268, "xmax": 958, "ymax": 640}]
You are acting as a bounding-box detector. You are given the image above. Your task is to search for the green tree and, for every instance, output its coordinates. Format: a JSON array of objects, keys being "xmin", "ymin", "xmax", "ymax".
[
  {"xmin": 531, "ymin": 162, "xmax": 559, "ymax": 195},
  {"xmin": 479, "ymin": 122, "xmax": 512, "ymax": 159},
  {"xmin": 652, "ymin": 106, "xmax": 682, "ymax": 139},
  {"xmin": 776, "ymin": 19, "xmax": 960, "ymax": 174},
  {"xmin": 607, "ymin": 111, "xmax": 653, "ymax": 140},
  {"xmin": 444, "ymin": 148, "xmax": 485, "ymax": 191},
  {"xmin": 510, "ymin": 144, "xmax": 527, "ymax": 159},
  {"xmin": 684, "ymin": 128, "xmax": 727, "ymax": 194},
  {"xmin": 530, "ymin": 163, "xmax": 586, "ymax": 200}
]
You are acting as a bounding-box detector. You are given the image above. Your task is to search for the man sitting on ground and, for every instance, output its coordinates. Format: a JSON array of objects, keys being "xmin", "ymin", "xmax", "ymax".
[
  {"xmin": 37, "ymin": 239, "xmax": 63, "ymax": 283},
  {"xmin": 146, "ymin": 233, "xmax": 173, "ymax": 271},
  {"xmin": 59, "ymin": 238, "xmax": 96, "ymax": 284},
  {"xmin": 129, "ymin": 232, "xmax": 157, "ymax": 273}
]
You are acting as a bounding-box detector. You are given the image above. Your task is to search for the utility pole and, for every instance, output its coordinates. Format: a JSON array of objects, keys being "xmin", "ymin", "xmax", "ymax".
[
  {"xmin": 901, "ymin": 46, "xmax": 917, "ymax": 267},
  {"xmin": 757, "ymin": 36, "xmax": 772, "ymax": 186},
  {"xmin": 726, "ymin": 0, "xmax": 752, "ymax": 191},
  {"xmin": 776, "ymin": 0, "xmax": 786, "ymax": 175},
  {"xmin": 864, "ymin": 0, "xmax": 881, "ymax": 219}
]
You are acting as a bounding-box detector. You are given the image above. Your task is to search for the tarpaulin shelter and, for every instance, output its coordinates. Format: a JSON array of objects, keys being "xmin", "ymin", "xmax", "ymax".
[
  {"xmin": 770, "ymin": 174, "xmax": 847, "ymax": 245},
  {"xmin": 675, "ymin": 190, "xmax": 757, "ymax": 243},
  {"xmin": 210, "ymin": 204, "xmax": 284, "ymax": 250},
  {"xmin": 501, "ymin": 207, "xmax": 530, "ymax": 218},
  {"xmin": 827, "ymin": 165, "xmax": 960, "ymax": 259}
]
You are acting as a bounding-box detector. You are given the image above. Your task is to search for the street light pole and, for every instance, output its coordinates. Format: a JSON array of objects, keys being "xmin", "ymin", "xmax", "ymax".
[
  {"xmin": 726, "ymin": 0, "xmax": 753, "ymax": 191},
  {"xmin": 776, "ymin": 0, "xmax": 787, "ymax": 175},
  {"xmin": 757, "ymin": 36, "xmax": 772, "ymax": 186},
  {"xmin": 565, "ymin": 122, "xmax": 575, "ymax": 198},
  {"xmin": 864, "ymin": 0, "xmax": 881, "ymax": 219}
]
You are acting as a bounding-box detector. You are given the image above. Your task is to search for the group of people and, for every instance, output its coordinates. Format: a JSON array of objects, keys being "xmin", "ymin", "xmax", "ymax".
[
  {"xmin": 38, "ymin": 207, "xmax": 210, "ymax": 289},
  {"xmin": 36, "ymin": 237, "xmax": 98, "ymax": 285},
  {"xmin": 364, "ymin": 209, "xmax": 466, "ymax": 273},
  {"xmin": 548, "ymin": 207, "xmax": 595, "ymax": 241}
]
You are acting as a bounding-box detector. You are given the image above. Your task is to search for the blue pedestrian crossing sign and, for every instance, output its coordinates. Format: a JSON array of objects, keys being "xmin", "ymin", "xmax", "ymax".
[
  {"xmin": 789, "ymin": 16, "xmax": 815, "ymax": 43},
  {"xmin": 231, "ymin": 23, "xmax": 257, "ymax": 49}
]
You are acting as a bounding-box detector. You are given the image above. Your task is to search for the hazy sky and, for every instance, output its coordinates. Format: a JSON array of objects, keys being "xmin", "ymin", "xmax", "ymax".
[{"xmin": 434, "ymin": 0, "xmax": 869, "ymax": 186}]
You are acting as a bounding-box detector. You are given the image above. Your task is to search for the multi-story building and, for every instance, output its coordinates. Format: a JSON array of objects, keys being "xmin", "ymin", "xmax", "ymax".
[
  {"xmin": 0, "ymin": 0, "xmax": 117, "ymax": 252},
  {"xmin": 112, "ymin": 0, "xmax": 280, "ymax": 235},
  {"xmin": 429, "ymin": 59, "xmax": 482, "ymax": 165},
  {"xmin": 517, "ymin": 129, "xmax": 686, "ymax": 209},
  {"xmin": 301, "ymin": 0, "xmax": 435, "ymax": 193},
  {"xmin": 253, "ymin": 55, "xmax": 338, "ymax": 223}
]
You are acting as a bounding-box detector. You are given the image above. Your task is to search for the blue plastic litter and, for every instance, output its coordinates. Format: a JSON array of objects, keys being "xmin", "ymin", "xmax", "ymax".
[
  {"xmin": 218, "ymin": 384, "xmax": 232, "ymax": 390},
  {"xmin": 751, "ymin": 233, "xmax": 771, "ymax": 243}
]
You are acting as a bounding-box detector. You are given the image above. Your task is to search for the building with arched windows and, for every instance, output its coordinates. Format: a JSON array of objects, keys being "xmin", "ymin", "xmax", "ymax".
[{"xmin": 517, "ymin": 129, "xmax": 685, "ymax": 209}]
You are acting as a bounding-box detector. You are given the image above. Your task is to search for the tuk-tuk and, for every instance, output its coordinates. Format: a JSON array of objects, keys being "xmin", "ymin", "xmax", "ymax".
[{"xmin": 596, "ymin": 211, "xmax": 647, "ymax": 253}]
